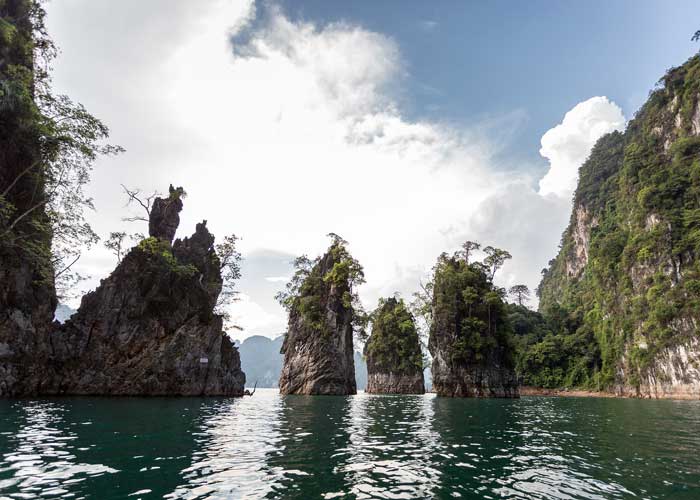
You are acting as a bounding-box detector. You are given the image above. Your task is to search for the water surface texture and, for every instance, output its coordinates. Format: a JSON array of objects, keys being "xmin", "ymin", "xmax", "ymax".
[{"xmin": 0, "ymin": 389, "xmax": 698, "ymax": 499}]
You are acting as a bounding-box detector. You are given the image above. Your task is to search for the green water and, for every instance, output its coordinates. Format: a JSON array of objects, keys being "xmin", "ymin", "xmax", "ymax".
[{"xmin": 0, "ymin": 389, "xmax": 698, "ymax": 499}]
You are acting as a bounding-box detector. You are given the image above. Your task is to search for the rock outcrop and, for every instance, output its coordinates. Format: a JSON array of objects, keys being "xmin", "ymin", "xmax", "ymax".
[
  {"xmin": 44, "ymin": 189, "xmax": 245, "ymax": 396},
  {"xmin": 0, "ymin": 0, "xmax": 59, "ymax": 396},
  {"xmin": 278, "ymin": 239, "xmax": 361, "ymax": 395},
  {"xmin": 428, "ymin": 253, "xmax": 519, "ymax": 398},
  {"xmin": 364, "ymin": 297, "xmax": 424, "ymax": 394},
  {"xmin": 537, "ymin": 54, "xmax": 700, "ymax": 398},
  {"xmin": 0, "ymin": 3, "xmax": 245, "ymax": 397}
]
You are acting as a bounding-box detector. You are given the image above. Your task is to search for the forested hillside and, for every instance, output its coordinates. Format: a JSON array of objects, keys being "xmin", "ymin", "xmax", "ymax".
[{"xmin": 535, "ymin": 55, "xmax": 700, "ymax": 397}]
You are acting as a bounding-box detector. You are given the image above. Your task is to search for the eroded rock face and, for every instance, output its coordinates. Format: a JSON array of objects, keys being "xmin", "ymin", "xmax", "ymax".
[
  {"xmin": 149, "ymin": 185, "xmax": 184, "ymax": 243},
  {"xmin": 43, "ymin": 195, "xmax": 245, "ymax": 396},
  {"xmin": 428, "ymin": 256, "xmax": 519, "ymax": 398},
  {"xmin": 279, "ymin": 248, "xmax": 357, "ymax": 395},
  {"xmin": 0, "ymin": 0, "xmax": 58, "ymax": 397},
  {"xmin": 430, "ymin": 356, "xmax": 519, "ymax": 398},
  {"xmin": 0, "ymin": 249, "xmax": 57, "ymax": 396},
  {"xmin": 364, "ymin": 297, "xmax": 424, "ymax": 394},
  {"xmin": 616, "ymin": 325, "xmax": 700, "ymax": 399}
]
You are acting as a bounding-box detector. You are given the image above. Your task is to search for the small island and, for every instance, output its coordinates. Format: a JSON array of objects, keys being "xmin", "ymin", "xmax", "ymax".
[{"xmin": 364, "ymin": 297, "xmax": 425, "ymax": 394}]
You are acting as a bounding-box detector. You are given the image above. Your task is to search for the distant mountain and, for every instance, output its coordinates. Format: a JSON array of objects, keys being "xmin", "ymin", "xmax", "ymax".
[
  {"xmin": 54, "ymin": 304, "xmax": 76, "ymax": 323},
  {"xmin": 237, "ymin": 335, "xmax": 285, "ymax": 388}
]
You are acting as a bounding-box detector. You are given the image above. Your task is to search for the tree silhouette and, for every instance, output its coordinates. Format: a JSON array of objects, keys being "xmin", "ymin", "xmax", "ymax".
[{"xmin": 508, "ymin": 284, "xmax": 531, "ymax": 307}]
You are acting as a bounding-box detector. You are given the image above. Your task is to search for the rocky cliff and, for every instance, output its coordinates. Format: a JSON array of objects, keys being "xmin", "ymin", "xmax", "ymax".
[
  {"xmin": 43, "ymin": 189, "xmax": 245, "ymax": 396},
  {"xmin": 0, "ymin": 0, "xmax": 59, "ymax": 396},
  {"xmin": 538, "ymin": 55, "xmax": 700, "ymax": 398},
  {"xmin": 364, "ymin": 297, "xmax": 424, "ymax": 394},
  {"xmin": 428, "ymin": 253, "xmax": 519, "ymax": 398},
  {"xmin": 278, "ymin": 238, "xmax": 362, "ymax": 395}
]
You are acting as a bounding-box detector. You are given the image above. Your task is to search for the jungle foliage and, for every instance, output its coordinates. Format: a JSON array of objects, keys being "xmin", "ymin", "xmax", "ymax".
[
  {"xmin": 536, "ymin": 54, "xmax": 700, "ymax": 390},
  {"xmin": 276, "ymin": 233, "xmax": 367, "ymax": 338},
  {"xmin": 0, "ymin": 0, "xmax": 121, "ymax": 297},
  {"xmin": 364, "ymin": 297, "xmax": 424, "ymax": 374}
]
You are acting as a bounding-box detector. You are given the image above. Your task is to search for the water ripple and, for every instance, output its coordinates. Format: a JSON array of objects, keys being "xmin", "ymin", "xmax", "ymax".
[{"xmin": 0, "ymin": 392, "xmax": 698, "ymax": 499}]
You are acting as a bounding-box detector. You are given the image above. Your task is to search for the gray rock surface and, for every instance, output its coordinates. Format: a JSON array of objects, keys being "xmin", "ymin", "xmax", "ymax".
[{"xmin": 279, "ymin": 249, "xmax": 357, "ymax": 395}]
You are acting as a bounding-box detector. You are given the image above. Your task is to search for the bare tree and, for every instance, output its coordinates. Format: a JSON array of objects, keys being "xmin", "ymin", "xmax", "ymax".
[
  {"xmin": 120, "ymin": 184, "xmax": 160, "ymax": 223},
  {"xmin": 508, "ymin": 284, "xmax": 531, "ymax": 307}
]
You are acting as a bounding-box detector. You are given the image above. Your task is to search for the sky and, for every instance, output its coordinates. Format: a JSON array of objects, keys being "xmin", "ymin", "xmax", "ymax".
[{"xmin": 45, "ymin": 0, "xmax": 700, "ymax": 341}]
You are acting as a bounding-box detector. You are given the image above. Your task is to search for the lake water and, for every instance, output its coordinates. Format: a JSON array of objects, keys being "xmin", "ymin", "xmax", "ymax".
[{"xmin": 0, "ymin": 389, "xmax": 698, "ymax": 499}]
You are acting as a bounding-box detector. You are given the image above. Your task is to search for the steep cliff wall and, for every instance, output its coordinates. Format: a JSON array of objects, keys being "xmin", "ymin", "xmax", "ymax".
[
  {"xmin": 278, "ymin": 240, "xmax": 361, "ymax": 395},
  {"xmin": 364, "ymin": 297, "xmax": 424, "ymax": 394},
  {"xmin": 538, "ymin": 55, "xmax": 700, "ymax": 398},
  {"xmin": 0, "ymin": 1, "xmax": 58, "ymax": 396}
]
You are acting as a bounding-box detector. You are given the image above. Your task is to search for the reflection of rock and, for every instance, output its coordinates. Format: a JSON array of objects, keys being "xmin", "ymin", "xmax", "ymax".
[{"xmin": 46, "ymin": 190, "xmax": 245, "ymax": 396}]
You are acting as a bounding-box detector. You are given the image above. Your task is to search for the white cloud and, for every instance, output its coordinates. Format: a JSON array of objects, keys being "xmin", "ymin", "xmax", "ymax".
[
  {"xmin": 44, "ymin": 1, "xmax": 627, "ymax": 337},
  {"xmin": 228, "ymin": 293, "xmax": 285, "ymax": 342},
  {"xmin": 462, "ymin": 98, "xmax": 627, "ymax": 305},
  {"xmin": 264, "ymin": 276, "xmax": 290, "ymax": 283},
  {"xmin": 538, "ymin": 96, "xmax": 625, "ymax": 197}
]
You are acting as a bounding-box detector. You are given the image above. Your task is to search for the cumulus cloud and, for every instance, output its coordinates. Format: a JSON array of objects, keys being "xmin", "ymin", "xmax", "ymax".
[
  {"xmin": 460, "ymin": 98, "xmax": 627, "ymax": 305},
  {"xmin": 538, "ymin": 96, "xmax": 625, "ymax": 197},
  {"xmin": 45, "ymin": 1, "xmax": 626, "ymax": 336}
]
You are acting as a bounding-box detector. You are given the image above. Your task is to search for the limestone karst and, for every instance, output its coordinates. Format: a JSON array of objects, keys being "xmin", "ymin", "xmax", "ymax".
[
  {"xmin": 364, "ymin": 297, "xmax": 425, "ymax": 394},
  {"xmin": 535, "ymin": 54, "xmax": 700, "ymax": 398},
  {"xmin": 428, "ymin": 252, "xmax": 519, "ymax": 398},
  {"xmin": 278, "ymin": 236, "xmax": 363, "ymax": 395}
]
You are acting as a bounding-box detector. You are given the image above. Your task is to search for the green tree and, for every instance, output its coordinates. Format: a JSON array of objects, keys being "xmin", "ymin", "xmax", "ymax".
[
  {"xmin": 460, "ymin": 240, "xmax": 481, "ymax": 264},
  {"xmin": 365, "ymin": 297, "xmax": 424, "ymax": 374},
  {"xmin": 483, "ymin": 246, "xmax": 512, "ymax": 280},
  {"xmin": 276, "ymin": 233, "xmax": 366, "ymax": 339},
  {"xmin": 215, "ymin": 233, "xmax": 243, "ymax": 321},
  {"xmin": 0, "ymin": 1, "xmax": 122, "ymax": 298}
]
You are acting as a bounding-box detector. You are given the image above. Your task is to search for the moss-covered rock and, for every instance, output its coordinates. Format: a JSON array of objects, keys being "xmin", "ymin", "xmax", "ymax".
[{"xmin": 364, "ymin": 297, "xmax": 424, "ymax": 394}]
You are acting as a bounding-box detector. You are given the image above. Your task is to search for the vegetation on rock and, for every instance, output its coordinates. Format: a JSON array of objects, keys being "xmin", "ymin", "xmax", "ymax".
[
  {"xmin": 276, "ymin": 233, "xmax": 366, "ymax": 339},
  {"xmin": 422, "ymin": 242, "xmax": 518, "ymax": 397},
  {"xmin": 536, "ymin": 54, "xmax": 700, "ymax": 394},
  {"xmin": 0, "ymin": 0, "xmax": 121, "ymax": 297},
  {"xmin": 277, "ymin": 234, "xmax": 364, "ymax": 395},
  {"xmin": 364, "ymin": 297, "xmax": 424, "ymax": 375}
]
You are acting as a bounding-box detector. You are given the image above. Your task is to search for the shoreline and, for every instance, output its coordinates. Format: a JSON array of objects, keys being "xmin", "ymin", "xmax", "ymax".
[
  {"xmin": 520, "ymin": 386, "xmax": 700, "ymax": 401},
  {"xmin": 520, "ymin": 386, "xmax": 618, "ymax": 398}
]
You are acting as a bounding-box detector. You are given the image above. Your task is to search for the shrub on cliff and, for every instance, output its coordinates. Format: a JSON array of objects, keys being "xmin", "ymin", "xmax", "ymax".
[{"xmin": 276, "ymin": 233, "xmax": 366, "ymax": 338}]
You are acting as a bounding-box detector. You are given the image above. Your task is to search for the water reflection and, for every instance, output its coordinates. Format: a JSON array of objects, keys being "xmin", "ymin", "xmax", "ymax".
[
  {"xmin": 339, "ymin": 394, "xmax": 441, "ymax": 499},
  {"xmin": 0, "ymin": 401, "xmax": 117, "ymax": 498},
  {"xmin": 263, "ymin": 393, "xmax": 354, "ymax": 498},
  {"xmin": 0, "ymin": 393, "xmax": 698, "ymax": 499},
  {"xmin": 166, "ymin": 395, "xmax": 284, "ymax": 498}
]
